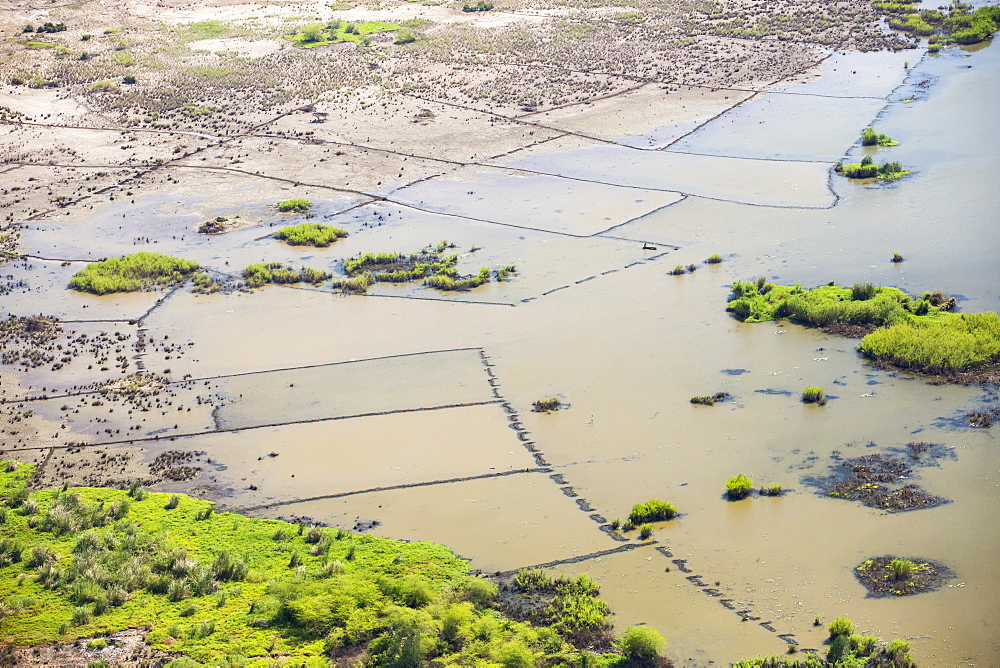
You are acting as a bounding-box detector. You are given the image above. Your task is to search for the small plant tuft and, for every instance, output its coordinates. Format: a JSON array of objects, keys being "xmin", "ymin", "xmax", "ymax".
[
  {"xmin": 802, "ymin": 386, "xmax": 827, "ymax": 405},
  {"xmin": 726, "ymin": 473, "xmax": 753, "ymax": 500}
]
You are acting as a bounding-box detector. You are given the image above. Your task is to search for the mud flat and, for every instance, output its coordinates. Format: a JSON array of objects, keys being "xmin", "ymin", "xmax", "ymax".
[{"xmin": 1, "ymin": 0, "xmax": 998, "ymax": 664}]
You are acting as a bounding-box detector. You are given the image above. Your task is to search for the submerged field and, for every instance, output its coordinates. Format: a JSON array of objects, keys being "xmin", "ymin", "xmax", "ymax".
[{"xmin": 0, "ymin": 0, "xmax": 998, "ymax": 664}]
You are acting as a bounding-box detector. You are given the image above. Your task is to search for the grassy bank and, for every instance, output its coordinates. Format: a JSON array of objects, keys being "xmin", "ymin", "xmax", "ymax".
[
  {"xmin": 0, "ymin": 463, "xmax": 662, "ymax": 666},
  {"xmin": 69, "ymin": 252, "xmax": 200, "ymax": 294},
  {"xmin": 728, "ymin": 280, "xmax": 1000, "ymax": 376}
]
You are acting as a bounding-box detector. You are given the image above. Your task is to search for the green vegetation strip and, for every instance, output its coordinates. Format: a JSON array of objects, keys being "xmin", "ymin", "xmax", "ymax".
[
  {"xmin": 879, "ymin": 1, "xmax": 1000, "ymax": 48},
  {"xmin": 274, "ymin": 223, "xmax": 347, "ymax": 247},
  {"xmin": 68, "ymin": 252, "xmax": 199, "ymax": 295},
  {"xmin": 727, "ymin": 279, "xmax": 1000, "ymax": 375},
  {"xmin": 0, "ymin": 463, "xmax": 664, "ymax": 665},
  {"xmin": 285, "ymin": 21, "xmax": 400, "ymax": 48}
]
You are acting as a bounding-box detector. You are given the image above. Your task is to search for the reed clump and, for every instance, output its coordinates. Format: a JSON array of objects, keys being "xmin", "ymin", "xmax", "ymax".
[
  {"xmin": 274, "ymin": 223, "xmax": 347, "ymax": 247},
  {"xmin": 726, "ymin": 473, "xmax": 753, "ymax": 500},
  {"xmin": 628, "ymin": 499, "xmax": 678, "ymax": 523},
  {"xmin": 802, "ymin": 386, "xmax": 827, "ymax": 405},
  {"xmin": 69, "ymin": 252, "xmax": 199, "ymax": 294}
]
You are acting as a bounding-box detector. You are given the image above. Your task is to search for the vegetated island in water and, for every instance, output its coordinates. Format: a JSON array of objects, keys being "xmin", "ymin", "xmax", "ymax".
[
  {"xmin": 854, "ymin": 555, "xmax": 954, "ymax": 597},
  {"xmin": 727, "ymin": 279, "xmax": 1000, "ymax": 383},
  {"xmin": 0, "ymin": 461, "xmax": 674, "ymax": 666}
]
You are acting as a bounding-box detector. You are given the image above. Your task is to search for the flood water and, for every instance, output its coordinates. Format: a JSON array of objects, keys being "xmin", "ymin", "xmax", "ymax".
[{"xmin": 3, "ymin": 38, "xmax": 999, "ymax": 665}]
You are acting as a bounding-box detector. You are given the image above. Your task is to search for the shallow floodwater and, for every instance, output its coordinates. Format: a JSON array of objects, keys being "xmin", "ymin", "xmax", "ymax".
[{"xmin": 3, "ymin": 37, "xmax": 999, "ymax": 667}]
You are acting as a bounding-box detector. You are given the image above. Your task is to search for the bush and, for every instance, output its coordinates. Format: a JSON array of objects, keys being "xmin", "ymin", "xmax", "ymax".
[
  {"xmin": 628, "ymin": 499, "xmax": 678, "ymax": 523},
  {"xmin": 276, "ymin": 199, "xmax": 311, "ymax": 212},
  {"xmin": 829, "ymin": 616, "xmax": 854, "ymax": 637},
  {"xmin": 533, "ymin": 397, "xmax": 561, "ymax": 412},
  {"xmin": 726, "ymin": 473, "xmax": 753, "ymax": 500},
  {"xmin": 890, "ymin": 558, "xmax": 914, "ymax": 581},
  {"xmin": 274, "ymin": 223, "xmax": 347, "ymax": 247},
  {"xmin": 638, "ymin": 523, "xmax": 653, "ymax": 540},
  {"xmin": 859, "ymin": 312, "xmax": 1000, "ymax": 374},
  {"xmin": 618, "ymin": 625, "xmax": 665, "ymax": 660},
  {"xmin": 706, "ymin": 253, "xmax": 723, "ymax": 264},
  {"xmin": 802, "ymin": 387, "xmax": 827, "ymax": 405},
  {"xmin": 69, "ymin": 253, "xmax": 200, "ymax": 294},
  {"xmin": 760, "ymin": 483, "xmax": 783, "ymax": 496}
]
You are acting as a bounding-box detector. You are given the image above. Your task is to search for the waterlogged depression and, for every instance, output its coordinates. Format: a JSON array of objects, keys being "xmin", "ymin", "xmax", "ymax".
[{"xmin": 2, "ymin": 39, "xmax": 999, "ymax": 666}]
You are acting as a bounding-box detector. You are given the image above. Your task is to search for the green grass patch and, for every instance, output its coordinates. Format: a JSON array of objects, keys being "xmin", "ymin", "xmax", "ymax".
[
  {"xmin": 20, "ymin": 41, "xmax": 57, "ymax": 49},
  {"xmin": 285, "ymin": 20, "xmax": 400, "ymax": 48},
  {"xmin": 858, "ymin": 312, "xmax": 1000, "ymax": 374},
  {"xmin": 627, "ymin": 499, "xmax": 678, "ymax": 523},
  {"xmin": 726, "ymin": 473, "xmax": 753, "ymax": 500},
  {"xmin": 728, "ymin": 279, "xmax": 999, "ymax": 376},
  {"xmin": 836, "ymin": 155, "xmax": 909, "ymax": 180},
  {"xmin": 68, "ymin": 252, "xmax": 199, "ymax": 295},
  {"xmin": 274, "ymin": 223, "xmax": 347, "ymax": 247},
  {"xmin": 334, "ymin": 241, "xmax": 514, "ymax": 294},
  {"xmin": 0, "ymin": 462, "xmax": 662, "ymax": 665},
  {"xmin": 861, "ymin": 127, "xmax": 899, "ymax": 147},
  {"xmin": 276, "ymin": 198, "xmax": 311, "ymax": 212},
  {"xmin": 882, "ymin": 3, "xmax": 1000, "ymax": 45},
  {"xmin": 802, "ymin": 386, "xmax": 827, "ymax": 405},
  {"xmin": 242, "ymin": 262, "xmax": 331, "ymax": 288}
]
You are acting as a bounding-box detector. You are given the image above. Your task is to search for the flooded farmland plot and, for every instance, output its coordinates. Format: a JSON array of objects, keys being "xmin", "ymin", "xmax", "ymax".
[{"xmin": 1, "ymin": 0, "xmax": 998, "ymax": 663}]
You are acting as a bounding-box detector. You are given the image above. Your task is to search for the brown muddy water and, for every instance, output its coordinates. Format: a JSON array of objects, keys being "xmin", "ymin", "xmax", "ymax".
[{"xmin": 3, "ymin": 42, "xmax": 999, "ymax": 665}]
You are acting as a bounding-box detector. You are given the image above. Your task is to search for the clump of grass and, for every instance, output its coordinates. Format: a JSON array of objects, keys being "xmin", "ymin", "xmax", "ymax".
[
  {"xmin": 860, "ymin": 127, "xmax": 899, "ymax": 147},
  {"xmin": 638, "ymin": 523, "xmax": 653, "ymax": 540},
  {"xmin": 706, "ymin": 254, "xmax": 723, "ymax": 264},
  {"xmin": 242, "ymin": 262, "xmax": 331, "ymax": 288},
  {"xmin": 891, "ymin": 252, "xmax": 904, "ymax": 263},
  {"xmin": 274, "ymin": 223, "xmax": 347, "ymax": 247},
  {"xmin": 690, "ymin": 392, "xmax": 728, "ymax": 406},
  {"xmin": 276, "ymin": 199, "xmax": 311, "ymax": 213},
  {"xmin": 859, "ymin": 312, "xmax": 1000, "ymax": 374},
  {"xmin": 828, "ymin": 617, "xmax": 854, "ymax": 638},
  {"xmin": 670, "ymin": 265, "xmax": 686, "ymax": 275},
  {"xmin": 330, "ymin": 272, "xmax": 374, "ymax": 294},
  {"xmin": 69, "ymin": 252, "xmax": 199, "ymax": 294},
  {"xmin": 836, "ymin": 156, "xmax": 909, "ymax": 180},
  {"xmin": 802, "ymin": 386, "xmax": 827, "ymax": 405},
  {"xmin": 628, "ymin": 499, "xmax": 678, "ymax": 523},
  {"xmin": 533, "ymin": 397, "xmax": 561, "ymax": 412},
  {"xmin": 726, "ymin": 473, "xmax": 753, "ymax": 500},
  {"xmin": 760, "ymin": 483, "xmax": 783, "ymax": 496},
  {"xmin": 890, "ymin": 558, "xmax": 915, "ymax": 581}
]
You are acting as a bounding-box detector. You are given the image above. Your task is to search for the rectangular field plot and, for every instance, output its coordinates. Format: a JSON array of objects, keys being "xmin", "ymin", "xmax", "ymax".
[
  {"xmin": 210, "ymin": 347, "xmax": 495, "ymax": 430},
  {"xmin": 252, "ymin": 472, "xmax": 615, "ymax": 572},
  {"xmin": 185, "ymin": 402, "xmax": 536, "ymax": 509}
]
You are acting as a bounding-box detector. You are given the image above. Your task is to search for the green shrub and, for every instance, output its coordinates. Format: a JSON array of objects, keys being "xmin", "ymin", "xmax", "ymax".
[
  {"xmin": 617, "ymin": 625, "xmax": 665, "ymax": 660},
  {"xmin": 243, "ymin": 262, "xmax": 330, "ymax": 288},
  {"xmin": 859, "ymin": 312, "xmax": 1000, "ymax": 373},
  {"xmin": 276, "ymin": 199, "xmax": 311, "ymax": 212},
  {"xmin": 274, "ymin": 223, "xmax": 347, "ymax": 247},
  {"xmin": 638, "ymin": 523, "xmax": 653, "ymax": 540},
  {"xmin": 69, "ymin": 253, "xmax": 199, "ymax": 294},
  {"xmin": 802, "ymin": 386, "xmax": 827, "ymax": 405},
  {"xmin": 726, "ymin": 473, "xmax": 753, "ymax": 500},
  {"xmin": 829, "ymin": 616, "xmax": 854, "ymax": 637},
  {"xmin": 890, "ymin": 558, "xmax": 914, "ymax": 581},
  {"xmin": 706, "ymin": 253, "xmax": 723, "ymax": 264},
  {"xmin": 628, "ymin": 499, "xmax": 678, "ymax": 523},
  {"xmin": 533, "ymin": 397, "xmax": 561, "ymax": 412}
]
